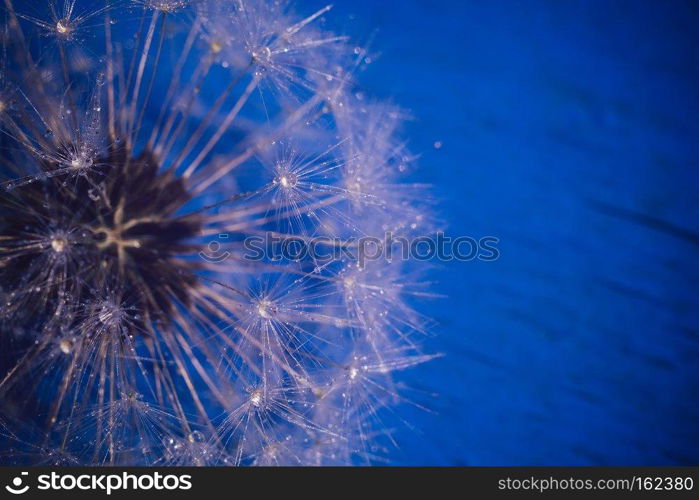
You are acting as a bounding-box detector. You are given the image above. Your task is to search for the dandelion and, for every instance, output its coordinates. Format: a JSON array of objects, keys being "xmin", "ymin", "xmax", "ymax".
[
  {"xmin": 14, "ymin": 1, "xmax": 111, "ymax": 43},
  {"xmin": 0, "ymin": 0, "xmax": 436, "ymax": 465}
]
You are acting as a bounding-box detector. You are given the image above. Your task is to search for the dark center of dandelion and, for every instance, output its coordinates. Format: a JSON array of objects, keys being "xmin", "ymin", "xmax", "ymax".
[{"xmin": 0, "ymin": 148, "xmax": 202, "ymax": 332}]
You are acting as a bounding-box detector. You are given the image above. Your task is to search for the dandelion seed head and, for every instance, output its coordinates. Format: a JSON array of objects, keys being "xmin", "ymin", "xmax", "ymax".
[{"xmin": 0, "ymin": 0, "xmax": 436, "ymax": 466}]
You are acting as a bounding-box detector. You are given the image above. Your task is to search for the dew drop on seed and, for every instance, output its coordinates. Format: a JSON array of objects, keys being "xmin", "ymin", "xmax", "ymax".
[
  {"xmin": 59, "ymin": 339, "xmax": 72, "ymax": 354},
  {"xmin": 51, "ymin": 237, "xmax": 68, "ymax": 252},
  {"xmin": 188, "ymin": 431, "xmax": 205, "ymax": 443}
]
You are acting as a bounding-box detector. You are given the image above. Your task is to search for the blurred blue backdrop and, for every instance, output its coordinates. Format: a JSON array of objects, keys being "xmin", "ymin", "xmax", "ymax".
[{"xmin": 314, "ymin": 0, "xmax": 699, "ymax": 465}]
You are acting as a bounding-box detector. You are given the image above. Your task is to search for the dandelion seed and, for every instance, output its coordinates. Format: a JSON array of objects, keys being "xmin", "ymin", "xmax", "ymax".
[
  {"xmin": 50, "ymin": 236, "xmax": 68, "ymax": 253},
  {"xmin": 256, "ymin": 300, "xmax": 274, "ymax": 319},
  {"xmin": 250, "ymin": 389, "xmax": 263, "ymax": 407},
  {"xmin": 55, "ymin": 19, "xmax": 72, "ymax": 37}
]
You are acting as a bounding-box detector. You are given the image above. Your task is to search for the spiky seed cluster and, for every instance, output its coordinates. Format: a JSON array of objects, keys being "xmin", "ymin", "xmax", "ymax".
[
  {"xmin": 1, "ymin": 150, "xmax": 200, "ymax": 331},
  {"xmin": 0, "ymin": 0, "xmax": 436, "ymax": 466}
]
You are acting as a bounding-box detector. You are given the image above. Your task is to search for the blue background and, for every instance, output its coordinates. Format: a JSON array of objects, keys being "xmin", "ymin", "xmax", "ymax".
[{"xmin": 317, "ymin": 0, "xmax": 699, "ymax": 464}]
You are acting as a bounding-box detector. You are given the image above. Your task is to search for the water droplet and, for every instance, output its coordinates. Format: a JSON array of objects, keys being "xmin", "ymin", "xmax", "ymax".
[{"xmin": 188, "ymin": 431, "xmax": 205, "ymax": 443}]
